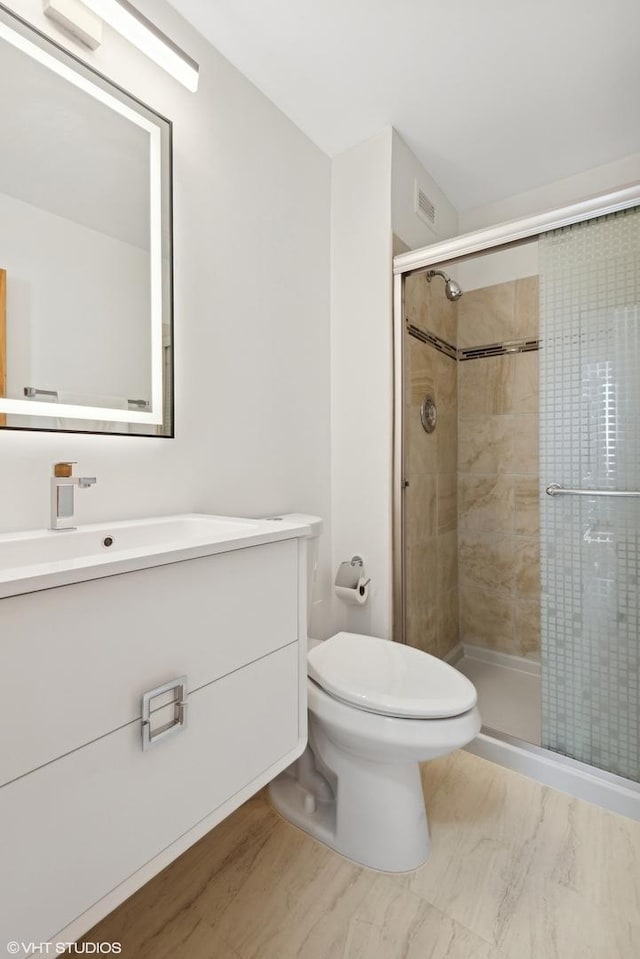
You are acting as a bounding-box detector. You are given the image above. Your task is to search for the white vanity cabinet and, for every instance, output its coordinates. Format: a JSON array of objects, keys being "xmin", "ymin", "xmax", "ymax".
[{"xmin": 0, "ymin": 524, "xmax": 309, "ymax": 947}]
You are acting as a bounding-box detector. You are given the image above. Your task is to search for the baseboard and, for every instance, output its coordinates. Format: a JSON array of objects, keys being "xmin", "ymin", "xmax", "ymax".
[{"xmin": 462, "ymin": 643, "xmax": 541, "ymax": 676}]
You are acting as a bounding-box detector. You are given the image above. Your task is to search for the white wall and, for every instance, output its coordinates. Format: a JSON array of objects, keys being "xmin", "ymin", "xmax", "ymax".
[
  {"xmin": 457, "ymin": 153, "xmax": 640, "ymax": 293},
  {"xmin": 330, "ymin": 130, "xmax": 393, "ymax": 637},
  {"xmin": 460, "ymin": 151, "xmax": 640, "ymax": 231},
  {"xmin": 391, "ymin": 130, "xmax": 458, "ymax": 250},
  {"xmin": 329, "ymin": 129, "xmax": 459, "ymax": 639},
  {"xmin": 0, "ymin": 191, "xmax": 150, "ymax": 403},
  {"xmin": 457, "ymin": 242, "xmax": 539, "ymax": 293},
  {"xmin": 1, "ymin": 1, "xmax": 332, "ymax": 637}
]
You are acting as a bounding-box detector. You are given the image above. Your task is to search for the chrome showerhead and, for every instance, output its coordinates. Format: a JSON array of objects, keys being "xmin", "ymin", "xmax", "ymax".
[
  {"xmin": 444, "ymin": 277, "xmax": 463, "ymax": 301},
  {"xmin": 425, "ymin": 269, "xmax": 463, "ymax": 301}
]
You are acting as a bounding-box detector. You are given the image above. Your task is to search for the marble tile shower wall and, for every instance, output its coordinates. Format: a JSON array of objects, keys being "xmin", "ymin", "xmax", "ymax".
[
  {"xmin": 405, "ymin": 276, "xmax": 458, "ymax": 656},
  {"xmin": 457, "ymin": 278, "xmax": 541, "ymax": 659}
]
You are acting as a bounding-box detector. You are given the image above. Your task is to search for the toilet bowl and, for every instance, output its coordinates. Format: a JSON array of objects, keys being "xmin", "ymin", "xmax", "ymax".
[
  {"xmin": 270, "ymin": 631, "xmax": 481, "ymax": 872},
  {"xmin": 267, "ymin": 514, "xmax": 480, "ymax": 872}
]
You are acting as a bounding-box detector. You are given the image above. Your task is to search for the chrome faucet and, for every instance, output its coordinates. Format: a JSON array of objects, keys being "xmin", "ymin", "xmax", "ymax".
[{"xmin": 50, "ymin": 462, "xmax": 96, "ymax": 531}]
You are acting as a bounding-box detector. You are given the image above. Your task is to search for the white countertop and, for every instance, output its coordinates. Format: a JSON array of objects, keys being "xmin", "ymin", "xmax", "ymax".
[{"xmin": 0, "ymin": 513, "xmax": 311, "ymax": 598}]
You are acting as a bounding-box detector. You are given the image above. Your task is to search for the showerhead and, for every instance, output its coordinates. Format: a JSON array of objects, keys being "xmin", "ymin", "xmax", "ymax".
[
  {"xmin": 425, "ymin": 269, "xmax": 463, "ymax": 302},
  {"xmin": 444, "ymin": 277, "xmax": 463, "ymax": 302}
]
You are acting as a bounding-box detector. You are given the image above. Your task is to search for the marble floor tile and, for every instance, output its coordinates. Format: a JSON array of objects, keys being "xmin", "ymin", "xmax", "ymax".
[
  {"xmin": 567, "ymin": 798, "xmax": 640, "ymax": 926},
  {"xmin": 410, "ymin": 752, "xmax": 640, "ymax": 959},
  {"xmin": 513, "ymin": 784, "xmax": 640, "ymax": 929},
  {"xmin": 342, "ymin": 878, "xmax": 507, "ymax": 959},
  {"xmin": 207, "ymin": 822, "xmax": 377, "ymax": 959},
  {"xmin": 495, "ymin": 871, "xmax": 640, "ymax": 959},
  {"xmin": 77, "ymin": 751, "xmax": 640, "ymax": 959},
  {"xmin": 81, "ymin": 793, "xmax": 275, "ymax": 958},
  {"xmin": 408, "ymin": 751, "xmax": 544, "ymax": 943},
  {"xmin": 420, "ymin": 748, "xmax": 460, "ymax": 800}
]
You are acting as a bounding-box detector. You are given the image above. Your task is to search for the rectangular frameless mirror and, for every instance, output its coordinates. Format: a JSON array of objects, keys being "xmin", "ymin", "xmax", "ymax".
[{"xmin": 0, "ymin": 3, "xmax": 173, "ymax": 437}]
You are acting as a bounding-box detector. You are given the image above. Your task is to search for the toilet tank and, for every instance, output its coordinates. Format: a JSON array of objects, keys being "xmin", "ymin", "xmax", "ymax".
[{"xmin": 273, "ymin": 514, "xmax": 323, "ymax": 630}]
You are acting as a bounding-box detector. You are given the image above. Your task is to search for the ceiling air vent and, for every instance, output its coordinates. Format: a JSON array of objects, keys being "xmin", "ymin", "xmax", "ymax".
[{"xmin": 414, "ymin": 180, "xmax": 436, "ymax": 226}]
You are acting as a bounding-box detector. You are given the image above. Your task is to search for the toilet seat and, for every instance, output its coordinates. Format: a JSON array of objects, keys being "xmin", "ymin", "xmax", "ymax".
[{"xmin": 308, "ymin": 632, "xmax": 476, "ymax": 719}]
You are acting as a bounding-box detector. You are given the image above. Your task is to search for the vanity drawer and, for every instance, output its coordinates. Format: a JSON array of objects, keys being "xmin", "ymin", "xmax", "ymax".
[
  {"xmin": 0, "ymin": 538, "xmax": 300, "ymax": 786},
  {"xmin": 0, "ymin": 641, "xmax": 301, "ymax": 946}
]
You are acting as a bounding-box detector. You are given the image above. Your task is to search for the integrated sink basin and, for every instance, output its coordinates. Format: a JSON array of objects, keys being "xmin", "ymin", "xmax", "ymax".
[{"xmin": 0, "ymin": 513, "xmax": 310, "ymax": 598}]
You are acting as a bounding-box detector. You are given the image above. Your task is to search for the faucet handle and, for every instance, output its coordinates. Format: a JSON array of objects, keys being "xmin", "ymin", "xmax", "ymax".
[{"xmin": 53, "ymin": 462, "xmax": 77, "ymax": 478}]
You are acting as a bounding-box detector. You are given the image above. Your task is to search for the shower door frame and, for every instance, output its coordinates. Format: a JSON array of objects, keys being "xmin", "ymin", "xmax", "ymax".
[{"xmin": 392, "ymin": 182, "xmax": 640, "ymax": 818}]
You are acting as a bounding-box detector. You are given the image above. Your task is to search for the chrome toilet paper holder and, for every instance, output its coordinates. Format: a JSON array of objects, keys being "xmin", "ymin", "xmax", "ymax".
[
  {"xmin": 334, "ymin": 556, "xmax": 371, "ymax": 603},
  {"xmin": 335, "ymin": 556, "xmax": 364, "ymax": 587}
]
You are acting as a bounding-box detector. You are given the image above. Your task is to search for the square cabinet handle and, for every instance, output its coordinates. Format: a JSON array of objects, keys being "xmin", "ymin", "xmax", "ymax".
[{"xmin": 141, "ymin": 676, "xmax": 188, "ymax": 751}]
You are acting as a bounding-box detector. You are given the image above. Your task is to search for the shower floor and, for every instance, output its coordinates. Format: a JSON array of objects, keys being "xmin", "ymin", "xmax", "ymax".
[{"xmin": 456, "ymin": 647, "xmax": 541, "ymax": 746}]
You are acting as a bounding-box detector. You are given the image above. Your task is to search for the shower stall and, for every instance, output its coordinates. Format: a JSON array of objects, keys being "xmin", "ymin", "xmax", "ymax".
[{"xmin": 393, "ymin": 188, "xmax": 640, "ymax": 816}]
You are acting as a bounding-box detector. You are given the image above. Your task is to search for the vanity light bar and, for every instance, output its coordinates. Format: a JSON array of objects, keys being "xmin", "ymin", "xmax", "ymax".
[{"xmin": 81, "ymin": 0, "xmax": 199, "ymax": 91}]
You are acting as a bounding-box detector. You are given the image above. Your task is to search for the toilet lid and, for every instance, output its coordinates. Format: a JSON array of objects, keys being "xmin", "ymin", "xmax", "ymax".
[{"xmin": 308, "ymin": 632, "xmax": 477, "ymax": 719}]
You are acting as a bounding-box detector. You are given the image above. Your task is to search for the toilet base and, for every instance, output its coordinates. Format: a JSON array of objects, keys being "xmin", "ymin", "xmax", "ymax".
[{"xmin": 269, "ymin": 733, "xmax": 431, "ymax": 873}]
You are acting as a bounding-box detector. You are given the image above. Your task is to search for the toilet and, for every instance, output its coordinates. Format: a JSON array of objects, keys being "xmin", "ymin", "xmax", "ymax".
[{"xmin": 269, "ymin": 516, "xmax": 481, "ymax": 873}]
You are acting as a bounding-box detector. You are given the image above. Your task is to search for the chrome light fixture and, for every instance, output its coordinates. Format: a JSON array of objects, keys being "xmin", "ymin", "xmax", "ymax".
[{"xmin": 81, "ymin": 0, "xmax": 199, "ymax": 91}]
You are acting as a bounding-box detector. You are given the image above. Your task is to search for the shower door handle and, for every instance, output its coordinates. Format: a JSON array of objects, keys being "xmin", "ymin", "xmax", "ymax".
[{"xmin": 546, "ymin": 484, "xmax": 640, "ymax": 498}]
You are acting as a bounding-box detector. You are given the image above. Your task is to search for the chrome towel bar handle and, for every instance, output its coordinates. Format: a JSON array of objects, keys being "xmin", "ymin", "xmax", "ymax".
[{"xmin": 546, "ymin": 484, "xmax": 640, "ymax": 498}]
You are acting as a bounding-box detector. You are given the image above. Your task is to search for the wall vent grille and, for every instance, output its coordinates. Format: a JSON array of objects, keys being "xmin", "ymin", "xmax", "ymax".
[{"xmin": 415, "ymin": 181, "xmax": 436, "ymax": 225}]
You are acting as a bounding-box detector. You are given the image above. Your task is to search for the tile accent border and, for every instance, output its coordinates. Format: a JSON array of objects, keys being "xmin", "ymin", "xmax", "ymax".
[
  {"xmin": 407, "ymin": 321, "xmax": 540, "ymax": 363},
  {"xmin": 406, "ymin": 322, "xmax": 457, "ymax": 361},
  {"xmin": 459, "ymin": 338, "xmax": 540, "ymax": 360}
]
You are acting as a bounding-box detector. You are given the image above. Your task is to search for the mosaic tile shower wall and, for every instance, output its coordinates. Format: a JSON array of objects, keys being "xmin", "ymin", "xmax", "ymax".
[{"xmin": 540, "ymin": 208, "xmax": 640, "ymax": 781}]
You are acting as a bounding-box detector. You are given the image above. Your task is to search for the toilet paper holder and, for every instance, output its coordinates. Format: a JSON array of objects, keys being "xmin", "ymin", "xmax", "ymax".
[
  {"xmin": 335, "ymin": 555, "xmax": 363, "ymax": 586},
  {"xmin": 334, "ymin": 556, "xmax": 371, "ymax": 603}
]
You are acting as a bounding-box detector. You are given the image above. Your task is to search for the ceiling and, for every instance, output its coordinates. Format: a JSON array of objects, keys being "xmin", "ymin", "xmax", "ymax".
[{"xmin": 167, "ymin": 0, "xmax": 640, "ymax": 212}]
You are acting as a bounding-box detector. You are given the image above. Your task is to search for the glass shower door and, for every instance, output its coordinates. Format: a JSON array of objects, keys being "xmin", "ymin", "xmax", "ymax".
[{"xmin": 540, "ymin": 208, "xmax": 640, "ymax": 782}]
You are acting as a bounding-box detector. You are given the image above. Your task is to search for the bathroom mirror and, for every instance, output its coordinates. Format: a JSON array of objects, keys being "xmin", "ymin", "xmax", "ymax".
[{"xmin": 0, "ymin": 4, "xmax": 173, "ymax": 437}]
